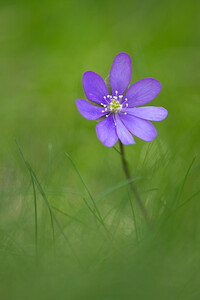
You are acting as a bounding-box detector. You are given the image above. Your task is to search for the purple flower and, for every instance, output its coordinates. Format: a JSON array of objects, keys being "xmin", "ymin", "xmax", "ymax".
[{"xmin": 76, "ymin": 52, "xmax": 168, "ymax": 147}]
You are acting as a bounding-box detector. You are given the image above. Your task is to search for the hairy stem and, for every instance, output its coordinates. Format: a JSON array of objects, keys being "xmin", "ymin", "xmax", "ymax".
[{"xmin": 119, "ymin": 141, "xmax": 151, "ymax": 227}]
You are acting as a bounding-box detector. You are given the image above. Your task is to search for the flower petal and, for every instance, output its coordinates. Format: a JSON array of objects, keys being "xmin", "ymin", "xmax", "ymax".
[
  {"xmin": 124, "ymin": 78, "xmax": 161, "ymax": 107},
  {"xmin": 76, "ymin": 99, "xmax": 107, "ymax": 120},
  {"xmin": 125, "ymin": 106, "xmax": 168, "ymax": 121},
  {"xmin": 120, "ymin": 114, "xmax": 157, "ymax": 141},
  {"xmin": 114, "ymin": 114, "xmax": 135, "ymax": 145},
  {"xmin": 83, "ymin": 71, "xmax": 109, "ymax": 104},
  {"xmin": 110, "ymin": 53, "xmax": 132, "ymax": 95},
  {"xmin": 96, "ymin": 115, "xmax": 118, "ymax": 147}
]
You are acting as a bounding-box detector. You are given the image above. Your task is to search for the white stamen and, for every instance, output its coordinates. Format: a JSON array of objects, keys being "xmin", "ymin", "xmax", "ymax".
[
  {"xmin": 107, "ymin": 95, "xmax": 110, "ymax": 98},
  {"xmin": 105, "ymin": 108, "xmax": 108, "ymax": 111},
  {"xmin": 124, "ymin": 112, "xmax": 127, "ymax": 115},
  {"xmin": 119, "ymin": 95, "xmax": 123, "ymax": 99},
  {"xmin": 115, "ymin": 90, "xmax": 118, "ymax": 94},
  {"xmin": 103, "ymin": 96, "xmax": 106, "ymax": 100},
  {"xmin": 125, "ymin": 98, "xmax": 128, "ymax": 102},
  {"xmin": 101, "ymin": 103, "xmax": 107, "ymax": 107},
  {"xmin": 101, "ymin": 110, "xmax": 105, "ymax": 113},
  {"xmin": 126, "ymin": 103, "xmax": 128, "ymax": 107},
  {"xmin": 113, "ymin": 96, "xmax": 118, "ymax": 100},
  {"xmin": 106, "ymin": 114, "xmax": 109, "ymax": 117}
]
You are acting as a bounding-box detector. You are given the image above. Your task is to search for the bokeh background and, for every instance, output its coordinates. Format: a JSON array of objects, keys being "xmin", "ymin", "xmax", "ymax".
[{"xmin": 0, "ymin": 0, "xmax": 200, "ymax": 299}]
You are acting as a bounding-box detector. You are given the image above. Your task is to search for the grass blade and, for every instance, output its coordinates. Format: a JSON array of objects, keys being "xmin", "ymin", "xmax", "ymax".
[
  {"xmin": 51, "ymin": 206, "xmax": 85, "ymax": 225},
  {"xmin": 16, "ymin": 141, "xmax": 78, "ymax": 262},
  {"xmin": 176, "ymin": 156, "xmax": 196, "ymax": 207},
  {"xmin": 176, "ymin": 189, "xmax": 200, "ymax": 210},
  {"xmin": 127, "ymin": 188, "xmax": 139, "ymax": 242},
  {"xmin": 65, "ymin": 152, "xmax": 108, "ymax": 231},
  {"xmin": 94, "ymin": 177, "xmax": 141, "ymax": 203},
  {"xmin": 31, "ymin": 176, "xmax": 38, "ymax": 257}
]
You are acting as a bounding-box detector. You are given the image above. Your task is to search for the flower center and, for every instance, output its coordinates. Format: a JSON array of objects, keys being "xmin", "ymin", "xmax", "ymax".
[
  {"xmin": 108, "ymin": 99, "xmax": 122, "ymax": 113},
  {"xmin": 101, "ymin": 90, "xmax": 129, "ymax": 117}
]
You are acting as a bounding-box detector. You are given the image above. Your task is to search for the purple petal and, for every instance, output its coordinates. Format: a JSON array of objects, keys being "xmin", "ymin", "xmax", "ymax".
[
  {"xmin": 83, "ymin": 71, "xmax": 109, "ymax": 105},
  {"xmin": 76, "ymin": 99, "xmax": 107, "ymax": 120},
  {"xmin": 110, "ymin": 53, "xmax": 132, "ymax": 95},
  {"xmin": 96, "ymin": 115, "xmax": 118, "ymax": 147},
  {"xmin": 120, "ymin": 114, "xmax": 157, "ymax": 141},
  {"xmin": 114, "ymin": 114, "xmax": 135, "ymax": 145},
  {"xmin": 123, "ymin": 78, "xmax": 161, "ymax": 107},
  {"xmin": 125, "ymin": 106, "xmax": 168, "ymax": 121}
]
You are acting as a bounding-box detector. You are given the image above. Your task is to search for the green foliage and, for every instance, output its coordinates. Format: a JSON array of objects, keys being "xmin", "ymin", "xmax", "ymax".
[{"xmin": 0, "ymin": 0, "xmax": 200, "ymax": 299}]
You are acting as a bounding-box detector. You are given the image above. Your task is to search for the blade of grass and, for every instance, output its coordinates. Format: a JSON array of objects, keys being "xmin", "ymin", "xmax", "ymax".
[
  {"xmin": 65, "ymin": 177, "xmax": 144, "ymax": 228},
  {"xmin": 65, "ymin": 152, "xmax": 110, "ymax": 235},
  {"xmin": 109, "ymin": 196, "xmax": 128, "ymax": 235},
  {"xmin": 95, "ymin": 177, "xmax": 141, "ymax": 202},
  {"xmin": 127, "ymin": 188, "xmax": 139, "ymax": 242},
  {"xmin": 16, "ymin": 141, "xmax": 79, "ymax": 262},
  {"xmin": 51, "ymin": 206, "xmax": 85, "ymax": 225},
  {"xmin": 65, "ymin": 152, "xmax": 101, "ymax": 218},
  {"xmin": 113, "ymin": 146, "xmax": 121, "ymax": 155},
  {"xmin": 81, "ymin": 197, "xmax": 103, "ymax": 224},
  {"xmin": 45, "ymin": 143, "xmax": 52, "ymax": 187},
  {"xmin": 49, "ymin": 210, "xmax": 55, "ymax": 257},
  {"xmin": 102, "ymin": 187, "xmax": 157, "ymax": 223},
  {"xmin": 175, "ymin": 156, "xmax": 196, "ymax": 207},
  {"xmin": 16, "ymin": 140, "xmax": 55, "ymax": 253},
  {"xmin": 31, "ymin": 176, "xmax": 38, "ymax": 258},
  {"xmin": 176, "ymin": 189, "xmax": 200, "ymax": 210}
]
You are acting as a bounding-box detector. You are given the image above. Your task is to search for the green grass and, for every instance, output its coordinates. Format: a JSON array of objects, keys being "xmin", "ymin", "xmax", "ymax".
[{"xmin": 0, "ymin": 0, "xmax": 200, "ymax": 299}]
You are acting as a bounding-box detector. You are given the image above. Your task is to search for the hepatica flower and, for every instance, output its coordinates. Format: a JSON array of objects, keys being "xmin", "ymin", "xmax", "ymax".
[{"xmin": 76, "ymin": 53, "xmax": 168, "ymax": 147}]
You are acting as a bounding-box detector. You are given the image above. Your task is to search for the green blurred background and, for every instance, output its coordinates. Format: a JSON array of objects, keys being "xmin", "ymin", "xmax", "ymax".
[{"xmin": 0, "ymin": 0, "xmax": 200, "ymax": 299}]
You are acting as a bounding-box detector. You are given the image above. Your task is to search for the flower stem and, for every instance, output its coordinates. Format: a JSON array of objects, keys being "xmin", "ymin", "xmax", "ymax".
[{"xmin": 119, "ymin": 141, "xmax": 151, "ymax": 227}]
